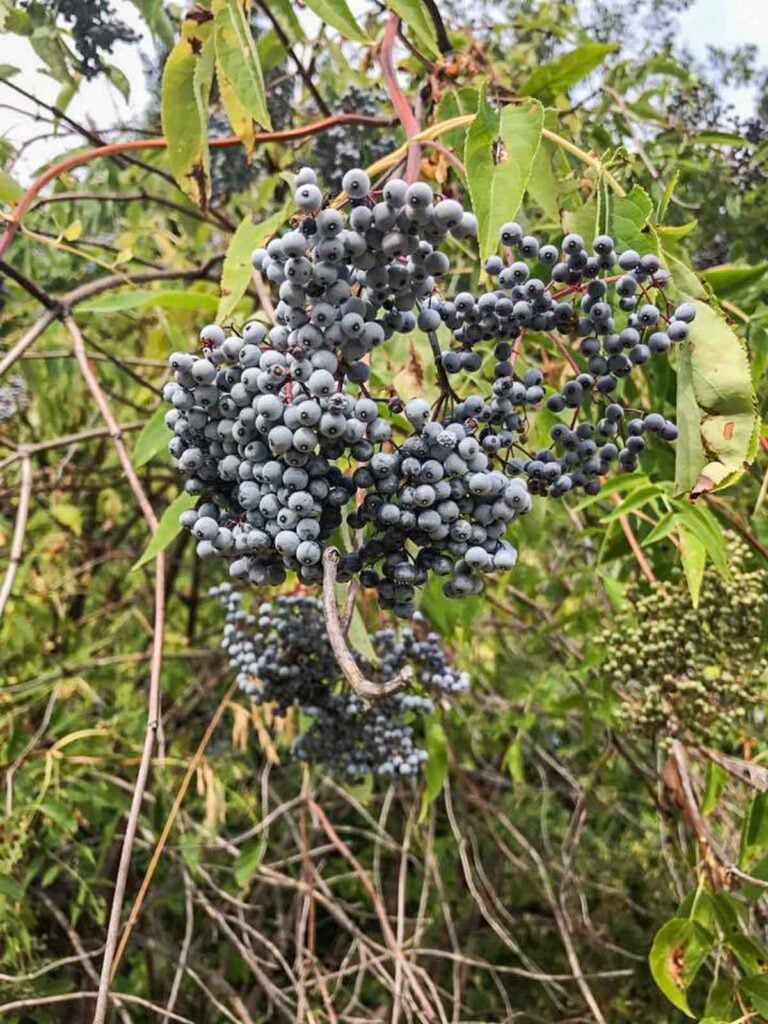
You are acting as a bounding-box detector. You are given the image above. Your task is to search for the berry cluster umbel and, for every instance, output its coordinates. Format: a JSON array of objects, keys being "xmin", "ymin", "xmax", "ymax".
[
  {"xmin": 213, "ymin": 583, "xmax": 467, "ymax": 776},
  {"xmin": 164, "ymin": 169, "xmax": 688, "ymax": 613},
  {"xmin": 603, "ymin": 536, "xmax": 768, "ymax": 748}
]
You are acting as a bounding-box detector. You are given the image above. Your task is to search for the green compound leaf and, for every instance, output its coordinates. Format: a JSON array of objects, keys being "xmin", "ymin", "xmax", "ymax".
[
  {"xmin": 649, "ymin": 916, "xmax": 713, "ymax": 1017},
  {"xmin": 161, "ymin": 15, "xmax": 215, "ymax": 209},
  {"xmin": 213, "ymin": 0, "xmax": 271, "ymax": 130},
  {"xmin": 520, "ymin": 43, "xmax": 618, "ymax": 100},
  {"xmin": 218, "ymin": 205, "xmax": 289, "ymax": 321},
  {"xmin": 302, "ymin": 0, "xmax": 369, "ymax": 42},
  {"xmin": 133, "ymin": 405, "xmax": 170, "ymax": 469},
  {"xmin": 132, "ymin": 492, "xmax": 196, "ymax": 572}
]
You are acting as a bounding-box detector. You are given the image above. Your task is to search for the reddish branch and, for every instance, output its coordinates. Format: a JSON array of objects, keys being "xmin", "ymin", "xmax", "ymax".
[
  {"xmin": 378, "ymin": 14, "xmax": 422, "ymax": 182},
  {"xmin": 0, "ymin": 114, "xmax": 393, "ymax": 260}
]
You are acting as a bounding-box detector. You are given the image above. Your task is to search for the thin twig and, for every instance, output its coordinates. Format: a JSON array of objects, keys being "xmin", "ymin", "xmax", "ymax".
[
  {"xmin": 322, "ymin": 547, "xmax": 412, "ymax": 701},
  {"xmin": 110, "ymin": 682, "xmax": 238, "ymax": 980},
  {"xmin": 0, "ymin": 452, "xmax": 31, "ymax": 619}
]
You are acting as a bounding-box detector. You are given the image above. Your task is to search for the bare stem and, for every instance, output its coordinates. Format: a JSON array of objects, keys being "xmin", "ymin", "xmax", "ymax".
[
  {"xmin": 321, "ymin": 547, "xmax": 412, "ymax": 702},
  {"xmin": 0, "ymin": 452, "xmax": 31, "ymax": 619}
]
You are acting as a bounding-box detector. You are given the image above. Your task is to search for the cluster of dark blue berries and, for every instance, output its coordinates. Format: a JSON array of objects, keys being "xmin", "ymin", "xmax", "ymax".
[
  {"xmin": 164, "ymin": 171, "xmax": 687, "ymax": 613},
  {"xmin": 212, "ymin": 583, "xmax": 466, "ymax": 776}
]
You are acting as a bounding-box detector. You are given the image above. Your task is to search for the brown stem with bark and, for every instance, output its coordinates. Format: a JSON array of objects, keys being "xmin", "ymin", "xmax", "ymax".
[
  {"xmin": 0, "ymin": 115, "xmax": 394, "ymax": 260},
  {"xmin": 321, "ymin": 547, "xmax": 412, "ymax": 701}
]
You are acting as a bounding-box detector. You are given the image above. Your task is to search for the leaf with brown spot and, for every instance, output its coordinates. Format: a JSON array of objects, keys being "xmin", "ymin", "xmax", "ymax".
[{"xmin": 649, "ymin": 917, "xmax": 714, "ymax": 1017}]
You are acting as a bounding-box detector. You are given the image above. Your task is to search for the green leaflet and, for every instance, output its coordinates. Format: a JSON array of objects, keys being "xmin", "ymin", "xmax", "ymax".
[
  {"xmin": 213, "ymin": 0, "xmax": 271, "ymax": 131},
  {"xmin": 649, "ymin": 916, "xmax": 713, "ymax": 1017},
  {"xmin": 611, "ymin": 184, "xmax": 654, "ymax": 254},
  {"xmin": 161, "ymin": 16, "xmax": 214, "ymax": 209},
  {"xmin": 465, "ymin": 94, "xmax": 543, "ymax": 262},
  {"xmin": 132, "ymin": 405, "xmax": 170, "ymax": 469},
  {"xmin": 302, "ymin": 0, "xmax": 369, "ymax": 42},
  {"xmin": 419, "ymin": 719, "xmax": 448, "ymax": 821},
  {"xmin": 132, "ymin": 492, "xmax": 197, "ymax": 572},
  {"xmin": 520, "ymin": 43, "xmax": 618, "ymax": 100},
  {"xmin": 218, "ymin": 205, "xmax": 290, "ymax": 321},
  {"xmin": 385, "ymin": 0, "xmax": 440, "ymax": 58}
]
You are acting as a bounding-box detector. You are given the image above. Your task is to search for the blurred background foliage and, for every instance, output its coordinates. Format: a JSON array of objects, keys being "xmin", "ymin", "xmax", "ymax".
[{"xmin": 1, "ymin": 0, "xmax": 768, "ymax": 1021}]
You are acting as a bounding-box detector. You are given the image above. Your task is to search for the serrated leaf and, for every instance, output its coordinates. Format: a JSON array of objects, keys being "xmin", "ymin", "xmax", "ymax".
[
  {"xmin": 386, "ymin": 0, "xmax": 440, "ymax": 58},
  {"xmin": 218, "ymin": 205, "xmax": 287, "ymax": 320},
  {"xmin": 302, "ymin": 0, "xmax": 368, "ymax": 42},
  {"xmin": 464, "ymin": 85, "xmax": 499, "ymax": 263},
  {"xmin": 132, "ymin": 492, "xmax": 196, "ymax": 572},
  {"xmin": 670, "ymin": 294, "xmax": 759, "ymax": 496},
  {"xmin": 465, "ymin": 95, "xmax": 543, "ymax": 262},
  {"xmin": 213, "ymin": 0, "xmax": 271, "ymax": 130},
  {"xmin": 611, "ymin": 184, "xmax": 654, "ymax": 255},
  {"xmin": 161, "ymin": 15, "xmax": 214, "ymax": 208},
  {"xmin": 419, "ymin": 720, "xmax": 448, "ymax": 821},
  {"xmin": 649, "ymin": 917, "xmax": 713, "ymax": 1017},
  {"xmin": 78, "ymin": 289, "xmax": 218, "ymax": 313},
  {"xmin": 133, "ymin": 405, "xmax": 170, "ymax": 468}
]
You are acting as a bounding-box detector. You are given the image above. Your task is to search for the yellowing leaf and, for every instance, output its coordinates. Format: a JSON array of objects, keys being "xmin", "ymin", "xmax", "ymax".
[
  {"xmin": 213, "ymin": 0, "xmax": 271, "ymax": 130},
  {"xmin": 63, "ymin": 219, "xmax": 82, "ymax": 241},
  {"xmin": 161, "ymin": 14, "xmax": 215, "ymax": 208}
]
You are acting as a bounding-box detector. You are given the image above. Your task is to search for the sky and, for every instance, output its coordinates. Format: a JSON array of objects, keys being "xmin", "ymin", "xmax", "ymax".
[{"xmin": 0, "ymin": 0, "xmax": 766, "ymax": 184}]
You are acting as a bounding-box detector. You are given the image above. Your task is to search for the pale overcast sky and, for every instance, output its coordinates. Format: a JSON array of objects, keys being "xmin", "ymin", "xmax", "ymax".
[{"xmin": 0, "ymin": 0, "xmax": 766, "ymax": 183}]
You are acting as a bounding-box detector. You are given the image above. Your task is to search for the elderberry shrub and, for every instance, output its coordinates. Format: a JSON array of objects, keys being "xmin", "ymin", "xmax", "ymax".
[
  {"xmin": 601, "ymin": 535, "xmax": 768, "ymax": 748},
  {"xmin": 164, "ymin": 170, "xmax": 687, "ymax": 614},
  {"xmin": 212, "ymin": 583, "xmax": 466, "ymax": 776}
]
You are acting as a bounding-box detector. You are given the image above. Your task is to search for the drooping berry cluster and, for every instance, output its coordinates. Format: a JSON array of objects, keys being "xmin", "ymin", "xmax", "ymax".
[
  {"xmin": 602, "ymin": 536, "xmax": 768, "ymax": 747},
  {"xmin": 212, "ymin": 584, "xmax": 466, "ymax": 776},
  {"xmin": 164, "ymin": 170, "xmax": 686, "ymax": 612}
]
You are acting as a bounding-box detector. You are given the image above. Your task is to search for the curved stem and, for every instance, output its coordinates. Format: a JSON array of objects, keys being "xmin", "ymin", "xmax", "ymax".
[
  {"xmin": 0, "ymin": 114, "xmax": 394, "ymax": 260},
  {"xmin": 0, "ymin": 451, "xmax": 31, "ymax": 619},
  {"xmin": 379, "ymin": 14, "xmax": 422, "ymax": 182},
  {"xmin": 321, "ymin": 547, "xmax": 412, "ymax": 702}
]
